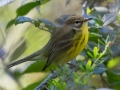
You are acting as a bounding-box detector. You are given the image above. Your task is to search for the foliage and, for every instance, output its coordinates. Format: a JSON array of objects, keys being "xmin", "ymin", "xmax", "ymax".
[{"xmin": 0, "ymin": 0, "xmax": 120, "ymax": 90}]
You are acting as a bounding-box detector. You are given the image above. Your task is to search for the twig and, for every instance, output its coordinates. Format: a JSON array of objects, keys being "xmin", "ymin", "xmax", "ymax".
[
  {"xmin": 34, "ymin": 69, "xmax": 61, "ymax": 90},
  {"xmin": 34, "ymin": 62, "xmax": 79, "ymax": 90},
  {"xmin": 38, "ymin": 26, "xmax": 52, "ymax": 33},
  {"xmin": 100, "ymin": 74, "xmax": 111, "ymax": 88},
  {"xmin": 91, "ymin": 39, "xmax": 111, "ymax": 68}
]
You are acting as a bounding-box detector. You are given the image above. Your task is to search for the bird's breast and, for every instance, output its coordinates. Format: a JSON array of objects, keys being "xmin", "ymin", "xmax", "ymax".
[
  {"xmin": 66, "ymin": 30, "xmax": 88, "ymax": 61},
  {"xmin": 57, "ymin": 26, "xmax": 89, "ymax": 64}
]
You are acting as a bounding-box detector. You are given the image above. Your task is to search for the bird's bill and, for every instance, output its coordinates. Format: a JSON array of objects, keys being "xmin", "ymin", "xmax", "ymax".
[{"xmin": 84, "ymin": 18, "xmax": 92, "ymax": 22}]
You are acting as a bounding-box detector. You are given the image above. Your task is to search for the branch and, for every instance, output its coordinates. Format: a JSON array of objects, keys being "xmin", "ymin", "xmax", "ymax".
[
  {"xmin": 37, "ymin": 26, "xmax": 52, "ymax": 33},
  {"xmin": 34, "ymin": 61, "xmax": 79, "ymax": 90},
  {"xmin": 34, "ymin": 70, "xmax": 59, "ymax": 90}
]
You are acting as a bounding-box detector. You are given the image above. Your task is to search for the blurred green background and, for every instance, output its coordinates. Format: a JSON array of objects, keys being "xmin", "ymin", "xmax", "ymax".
[
  {"xmin": 0, "ymin": 0, "xmax": 120, "ymax": 90},
  {"xmin": 0, "ymin": 0, "xmax": 83, "ymax": 90}
]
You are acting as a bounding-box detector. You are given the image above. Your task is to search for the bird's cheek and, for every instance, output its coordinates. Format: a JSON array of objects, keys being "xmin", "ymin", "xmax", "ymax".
[
  {"xmin": 68, "ymin": 24, "xmax": 75, "ymax": 28},
  {"xmin": 73, "ymin": 28, "xmax": 82, "ymax": 32}
]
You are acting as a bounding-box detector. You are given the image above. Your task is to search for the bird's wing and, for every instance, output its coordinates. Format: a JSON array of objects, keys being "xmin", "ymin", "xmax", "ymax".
[{"xmin": 42, "ymin": 27, "xmax": 82, "ymax": 71}]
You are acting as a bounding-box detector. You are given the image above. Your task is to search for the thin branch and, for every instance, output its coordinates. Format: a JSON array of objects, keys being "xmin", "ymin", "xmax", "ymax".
[
  {"xmin": 34, "ymin": 70, "xmax": 58, "ymax": 90},
  {"xmin": 38, "ymin": 26, "xmax": 52, "ymax": 33},
  {"xmin": 34, "ymin": 62, "xmax": 79, "ymax": 90},
  {"xmin": 91, "ymin": 39, "xmax": 111, "ymax": 68},
  {"xmin": 100, "ymin": 74, "xmax": 111, "ymax": 88}
]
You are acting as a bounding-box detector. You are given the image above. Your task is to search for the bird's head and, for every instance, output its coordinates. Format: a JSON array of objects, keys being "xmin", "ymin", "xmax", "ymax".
[{"xmin": 64, "ymin": 15, "xmax": 92, "ymax": 30}]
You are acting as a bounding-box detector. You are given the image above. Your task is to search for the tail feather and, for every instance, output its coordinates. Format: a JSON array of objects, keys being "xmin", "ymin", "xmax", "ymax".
[{"xmin": 7, "ymin": 50, "xmax": 43, "ymax": 68}]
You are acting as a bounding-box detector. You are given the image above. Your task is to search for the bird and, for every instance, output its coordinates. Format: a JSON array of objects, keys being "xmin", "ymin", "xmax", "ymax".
[{"xmin": 7, "ymin": 15, "xmax": 92, "ymax": 71}]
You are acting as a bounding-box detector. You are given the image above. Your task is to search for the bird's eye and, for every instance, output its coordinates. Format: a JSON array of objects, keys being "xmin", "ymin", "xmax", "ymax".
[
  {"xmin": 74, "ymin": 20, "xmax": 82, "ymax": 26},
  {"xmin": 75, "ymin": 20, "xmax": 80, "ymax": 24}
]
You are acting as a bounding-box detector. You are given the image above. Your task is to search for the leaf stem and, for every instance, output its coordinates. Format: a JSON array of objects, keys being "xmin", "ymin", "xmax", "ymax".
[
  {"xmin": 100, "ymin": 74, "xmax": 111, "ymax": 88},
  {"xmin": 38, "ymin": 26, "xmax": 52, "ymax": 33}
]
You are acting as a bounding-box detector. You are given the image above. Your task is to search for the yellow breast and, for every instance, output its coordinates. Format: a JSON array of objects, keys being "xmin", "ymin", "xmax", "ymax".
[
  {"xmin": 69, "ymin": 22, "xmax": 88, "ymax": 59},
  {"xmin": 58, "ymin": 22, "xmax": 89, "ymax": 64}
]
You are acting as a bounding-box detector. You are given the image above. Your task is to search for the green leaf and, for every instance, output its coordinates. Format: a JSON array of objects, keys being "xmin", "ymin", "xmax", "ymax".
[
  {"xmin": 93, "ymin": 67, "xmax": 106, "ymax": 74},
  {"xmin": 49, "ymin": 85, "xmax": 54, "ymax": 90},
  {"xmin": 87, "ymin": 51, "xmax": 94, "ymax": 58},
  {"xmin": 88, "ymin": 27, "xmax": 99, "ymax": 33},
  {"xmin": 16, "ymin": 2, "xmax": 40, "ymax": 16},
  {"xmin": 107, "ymin": 57, "xmax": 120, "ymax": 68},
  {"xmin": 86, "ymin": 59, "xmax": 92, "ymax": 70},
  {"xmin": 89, "ymin": 32, "xmax": 102, "ymax": 38},
  {"xmin": 79, "ymin": 65, "xmax": 85, "ymax": 71},
  {"xmin": 97, "ymin": 53, "xmax": 103, "ymax": 59},
  {"xmin": 102, "ymin": 14, "xmax": 117, "ymax": 26},
  {"xmin": 6, "ymin": 2, "xmax": 40, "ymax": 28},
  {"xmin": 6, "ymin": 19, "xmax": 15, "ymax": 29},
  {"xmin": 94, "ymin": 18, "xmax": 103, "ymax": 26},
  {"xmin": 38, "ymin": 18, "xmax": 54, "ymax": 28},
  {"xmin": 98, "ymin": 39, "xmax": 105, "ymax": 45},
  {"xmin": 89, "ymin": 32, "xmax": 102, "ymax": 42},
  {"xmin": 93, "ymin": 47, "xmax": 98, "ymax": 58},
  {"xmin": 61, "ymin": 82, "xmax": 66, "ymax": 90},
  {"xmin": 107, "ymin": 70, "xmax": 120, "ymax": 82},
  {"xmin": 15, "ymin": 16, "xmax": 39, "ymax": 27},
  {"xmin": 15, "ymin": 16, "xmax": 34, "ymax": 25},
  {"xmin": 106, "ymin": 70, "xmax": 120, "ymax": 89}
]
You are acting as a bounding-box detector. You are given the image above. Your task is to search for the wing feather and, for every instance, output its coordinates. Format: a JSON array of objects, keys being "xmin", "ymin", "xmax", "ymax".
[{"xmin": 42, "ymin": 27, "xmax": 82, "ymax": 70}]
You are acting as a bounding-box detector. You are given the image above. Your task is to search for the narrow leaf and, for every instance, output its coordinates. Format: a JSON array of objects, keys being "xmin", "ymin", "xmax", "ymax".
[
  {"xmin": 93, "ymin": 47, "xmax": 98, "ymax": 58},
  {"xmin": 6, "ymin": 2, "xmax": 40, "ymax": 28},
  {"xmin": 98, "ymin": 53, "xmax": 103, "ymax": 59},
  {"xmin": 87, "ymin": 52, "xmax": 94, "ymax": 58},
  {"xmin": 102, "ymin": 14, "xmax": 117, "ymax": 26},
  {"xmin": 16, "ymin": 2, "xmax": 40, "ymax": 16},
  {"xmin": 38, "ymin": 18, "xmax": 54, "ymax": 28},
  {"xmin": 15, "ymin": 16, "xmax": 34, "ymax": 25},
  {"xmin": 89, "ymin": 32, "xmax": 102, "ymax": 38},
  {"xmin": 6, "ymin": 19, "xmax": 15, "ymax": 29},
  {"xmin": 93, "ymin": 67, "xmax": 107, "ymax": 74},
  {"xmin": 79, "ymin": 65, "xmax": 85, "ymax": 71},
  {"xmin": 15, "ymin": 16, "xmax": 39, "ymax": 27},
  {"xmin": 86, "ymin": 59, "xmax": 92, "ymax": 70}
]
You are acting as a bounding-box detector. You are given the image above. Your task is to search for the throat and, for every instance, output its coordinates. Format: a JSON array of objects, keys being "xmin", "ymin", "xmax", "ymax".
[{"xmin": 72, "ymin": 32, "xmax": 88, "ymax": 58}]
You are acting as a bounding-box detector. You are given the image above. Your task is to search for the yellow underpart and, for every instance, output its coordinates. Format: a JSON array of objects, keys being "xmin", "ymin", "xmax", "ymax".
[{"xmin": 59, "ymin": 22, "xmax": 89, "ymax": 64}]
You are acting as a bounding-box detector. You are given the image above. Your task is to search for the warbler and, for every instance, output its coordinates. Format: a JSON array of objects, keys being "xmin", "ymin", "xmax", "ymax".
[{"xmin": 7, "ymin": 15, "xmax": 92, "ymax": 71}]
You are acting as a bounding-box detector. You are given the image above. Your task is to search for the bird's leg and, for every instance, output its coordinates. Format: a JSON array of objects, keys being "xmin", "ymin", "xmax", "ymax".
[
  {"xmin": 57, "ymin": 63, "xmax": 63, "ymax": 71},
  {"xmin": 50, "ymin": 68, "xmax": 54, "ymax": 73},
  {"xmin": 66, "ymin": 63, "xmax": 77, "ymax": 69}
]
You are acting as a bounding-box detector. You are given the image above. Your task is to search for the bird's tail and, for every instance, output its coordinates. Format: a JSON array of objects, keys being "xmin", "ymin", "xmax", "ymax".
[{"xmin": 7, "ymin": 49, "xmax": 44, "ymax": 68}]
